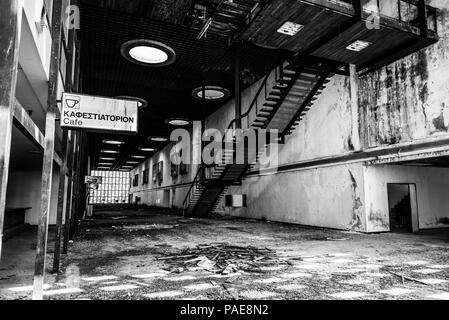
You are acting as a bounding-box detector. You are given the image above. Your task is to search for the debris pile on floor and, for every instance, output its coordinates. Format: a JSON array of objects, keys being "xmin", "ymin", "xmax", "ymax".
[{"xmin": 157, "ymin": 243, "xmax": 282, "ymax": 275}]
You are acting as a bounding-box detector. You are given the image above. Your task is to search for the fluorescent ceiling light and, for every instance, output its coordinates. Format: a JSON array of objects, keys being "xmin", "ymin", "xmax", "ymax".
[
  {"xmin": 101, "ymin": 150, "xmax": 119, "ymax": 154},
  {"xmin": 122, "ymin": 166, "xmax": 134, "ymax": 169},
  {"xmin": 277, "ymin": 22, "xmax": 304, "ymax": 36},
  {"xmin": 166, "ymin": 118, "xmax": 192, "ymax": 127},
  {"xmin": 99, "ymin": 157, "xmax": 115, "ymax": 161},
  {"xmin": 98, "ymin": 162, "xmax": 112, "ymax": 166},
  {"xmin": 346, "ymin": 40, "xmax": 372, "ymax": 52},
  {"xmin": 97, "ymin": 167, "xmax": 110, "ymax": 170},
  {"xmin": 121, "ymin": 40, "xmax": 176, "ymax": 67},
  {"xmin": 103, "ymin": 139, "xmax": 125, "ymax": 145},
  {"xmin": 148, "ymin": 136, "xmax": 168, "ymax": 142},
  {"xmin": 132, "ymin": 155, "xmax": 146, "ymax": 159},
  {"xmin": 127, "ymin": 161, "xmax": 140, "ymax": 164},
  {"xmin": 192, "ymin": 86, "xmax": 230, "ymax": 101},
  {"xmin": 139, "ymin": 147, "xmax": 156, "ymax": 152}
]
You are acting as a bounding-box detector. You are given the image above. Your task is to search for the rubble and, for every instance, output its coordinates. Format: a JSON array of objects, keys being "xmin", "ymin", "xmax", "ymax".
[{"xmin": 156, "ymin": 243, "xmax": 280, "ymax": 275}]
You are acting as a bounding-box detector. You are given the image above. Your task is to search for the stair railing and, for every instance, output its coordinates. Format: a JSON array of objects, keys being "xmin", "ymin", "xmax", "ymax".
[{"xmin": 182, "ymin": 62, "xmax": 287, "ymax": 212}]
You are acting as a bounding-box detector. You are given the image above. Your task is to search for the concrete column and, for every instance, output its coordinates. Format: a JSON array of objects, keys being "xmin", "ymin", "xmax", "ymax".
[
  {"xmin": 0, "ymin": 0, "xmax": 21, "ymax": 261},
  {"xmin": 349, "ymin": 64, "xmax": 362, "ymax": 151},
  {"xmin": 33, "ymin": 0, "xmax": 63, "ymax": 300}
]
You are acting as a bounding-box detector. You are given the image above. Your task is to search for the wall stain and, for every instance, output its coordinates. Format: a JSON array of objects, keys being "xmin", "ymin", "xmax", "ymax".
[
  {"xmin": 432, "ymin": 112, "xmax": 448, "ymax": 132},
  {"xmin": 368, "ymin": 210, "xmax": 389, "ymax": 230},
  {"xmin": 348, "ymin": 170, "xmax": 363, "ymax": 231}
]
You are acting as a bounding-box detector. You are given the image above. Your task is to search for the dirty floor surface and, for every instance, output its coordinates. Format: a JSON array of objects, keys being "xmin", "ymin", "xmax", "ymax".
[{"xmin": 1, "ymin": 208, "xmax": 449, "ymax": 300}]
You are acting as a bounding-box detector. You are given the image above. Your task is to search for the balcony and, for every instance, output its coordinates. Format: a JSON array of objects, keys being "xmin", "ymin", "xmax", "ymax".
[{"xmin": 240, "ymin": 0, "xmax": 439, "ymax": 72}]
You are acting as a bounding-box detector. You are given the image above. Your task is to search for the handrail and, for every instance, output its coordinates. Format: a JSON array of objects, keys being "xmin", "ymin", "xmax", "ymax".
[{"xmin": 183, "ymin": 63, "xmax": 283, "ymax": 211}]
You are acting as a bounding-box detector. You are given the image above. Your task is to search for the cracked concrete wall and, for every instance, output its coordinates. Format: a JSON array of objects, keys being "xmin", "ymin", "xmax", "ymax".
[
  {"xmin": 364, "ymin": 164, "xmax": 449, "ymax": 232},
  {"xmin": 359, "ymin": 2, "xmax": 449, "ymax": 148},
  {"xmin": 222, "ymin": 163, "xmax": 366, "ymax": 232}
]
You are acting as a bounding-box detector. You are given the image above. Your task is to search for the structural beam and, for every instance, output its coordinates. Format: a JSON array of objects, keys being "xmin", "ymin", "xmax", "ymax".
[
  {"xmin": 234, "ymin": 44, "xmax": 241, "ymax": 130},
  {"xmin": 33, "ymin": 0, "xmax": 63, "ymax": 300},
  {"xmin": 0, "ymin": 0, "xmax": 21, "ymax": 262},
  {"xmin": 53, "ymin": 0, "xmax": 77, "ymax": 272},
  {"xmin": 349, "ymin": 64, "xmax": 361, "ymax": 151}
]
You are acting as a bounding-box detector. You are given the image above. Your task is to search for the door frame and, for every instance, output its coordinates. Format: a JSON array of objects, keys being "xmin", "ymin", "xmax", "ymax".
[{"xmin": 386, "ymin": 183, "xmax": 419, "ymax": 233}]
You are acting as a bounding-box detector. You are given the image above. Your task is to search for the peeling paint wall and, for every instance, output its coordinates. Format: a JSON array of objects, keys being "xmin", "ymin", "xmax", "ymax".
[
  {"xmin": 364, "ymin": 164, "xmax": 449, "ymax": 232},
  {"xmin": 219, "ymin": 163, "xmax": 366, "ymax": 232},
  {"xmin": 360, "ymin": 2, "xmax": 449, "ymax": 148}
]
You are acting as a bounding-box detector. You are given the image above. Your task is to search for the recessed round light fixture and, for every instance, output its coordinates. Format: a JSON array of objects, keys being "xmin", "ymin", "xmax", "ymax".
[
  {"xmin": 101, "ymin": 150, "xmax": 119, "ymax": 154},
  {"xmin": 148, "ymin": 136, "xmax": 168, "ymax": 142},
  {"xmin": 132, "ymin": 155, "xmax": 146, "ymax": 159},
  {"xmin": 192, "ymin": 86, "xmax": 230, "ymax": 101},
  {"xmin": 115, "ymin": 96, "xmax": 148, "ymax": 109},
  {"xmin": 99, "ymin": 157, "xmax": 115, "ymax": 161},
  {"xmin": 166, "ymin": 118, "xmax": 192, "ymax": 127},
  {"xmin": 103, "ymin": 139, "xmax": 125, "ymax": 145},
  {"xmin": 139, "ymin": 147, "xmax": 156, "ymax": 152},
  {"xmin": 121, "ymin": 40, "xmax": 176, "ymax": 67}
]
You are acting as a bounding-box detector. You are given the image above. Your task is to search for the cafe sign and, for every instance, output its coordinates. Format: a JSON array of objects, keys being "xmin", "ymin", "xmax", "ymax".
[{"xmin": 61, "ymin": 93, "xmax": 138, "ymax": 134}]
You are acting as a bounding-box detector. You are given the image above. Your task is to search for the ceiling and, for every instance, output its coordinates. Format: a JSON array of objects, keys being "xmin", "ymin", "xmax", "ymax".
[{"xmin": 77, "ymin": 0, "xmax": 288, "ymax": 170}]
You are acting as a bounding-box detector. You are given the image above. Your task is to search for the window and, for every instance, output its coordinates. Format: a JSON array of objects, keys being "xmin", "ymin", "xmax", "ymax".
[
  {"xmin": 143, "ymin": 169, "xmax": 149, "ymax": 185},
  {"xmin": 133, "ymin": 174, "xmax": 139, "ymax": 187},
  {"xmin": 89, "ymin": 171, "xmax": 130, "ymax": 204}
]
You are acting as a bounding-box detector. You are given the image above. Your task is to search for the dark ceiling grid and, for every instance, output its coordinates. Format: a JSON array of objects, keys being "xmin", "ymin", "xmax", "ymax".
[{"xmin": 78, "ymin": 0, "xmax": 288, "ymax": 170}]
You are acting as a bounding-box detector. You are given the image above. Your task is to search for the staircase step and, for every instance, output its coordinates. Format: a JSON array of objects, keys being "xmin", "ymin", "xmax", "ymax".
[{"xmin": 266, "ymin": 97, "xmax": 281, "ymax": 103}]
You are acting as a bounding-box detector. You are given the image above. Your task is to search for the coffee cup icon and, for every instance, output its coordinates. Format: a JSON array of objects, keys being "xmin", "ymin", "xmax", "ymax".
[{"xmin": 65, "ymin": 95, "xmax": 80, "ymax": 109}]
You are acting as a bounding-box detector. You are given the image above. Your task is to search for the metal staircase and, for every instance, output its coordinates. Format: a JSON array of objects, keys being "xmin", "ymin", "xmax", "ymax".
[{"xmin": 183, "ymin": 58, "xmax": 339, "ymax": 217}]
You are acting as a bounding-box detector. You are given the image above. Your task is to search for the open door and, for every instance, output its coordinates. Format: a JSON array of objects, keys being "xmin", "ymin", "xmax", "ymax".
[{"xmin": 387, "ymin": 184, "xmax": 419, "ymax": 233}]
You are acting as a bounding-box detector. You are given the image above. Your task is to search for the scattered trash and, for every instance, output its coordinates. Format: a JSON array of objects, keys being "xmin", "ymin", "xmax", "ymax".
[
  {"xmin": 112, "ymin": 224, "xmax": 176, "ymax": 231},
  {"xmin": 156, "ymin": 243, "xmax": 277, "ymax": 275}
]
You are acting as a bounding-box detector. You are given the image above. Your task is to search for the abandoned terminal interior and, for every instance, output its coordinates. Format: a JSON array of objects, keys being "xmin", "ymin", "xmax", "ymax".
[{"xmin": 1, "ymin": 0, "xmax": 449, "ymax": 302}]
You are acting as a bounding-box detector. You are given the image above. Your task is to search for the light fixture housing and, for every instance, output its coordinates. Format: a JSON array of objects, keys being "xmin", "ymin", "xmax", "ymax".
[
  {"xmin": 192, "ymin": 86, "xmax": 230, "ymax": 101},
  {"xmin": 148, "ymin": 136, "xmax": 168, "ymax": 142},
  {"xmin": 346, "ymin": 40, "xmax": 372, "ymax": 52},
  {"xmin": 103, "ymin": 139, "xmax": 125, "ymax": 145},
  {"xmin": 139, "ymin": 147, "xmax": 156, "ymax": 152},
  {"xmin": 101, "ymin": 150, "xmax": 119, "ymax": 154},
  {"xmin": 277, "ymin": 21, "xmax": 304, "ymax": 36},
  {"xmin": 165, "ymin": 118, "xmax": 192, "ymax": 127},
  {"xmin": 121, "ymin": 40, "xmax": 176, "ymax": 67},
  {"xmin": 115, "ymin": 96, "xmax": 148, "ymax": 109}
]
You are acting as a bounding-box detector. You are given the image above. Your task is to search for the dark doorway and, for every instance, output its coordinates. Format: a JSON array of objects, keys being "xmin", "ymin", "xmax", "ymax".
[{"xmin": 387, "ymin": 184, "xmax": 416, "ymax": 233}]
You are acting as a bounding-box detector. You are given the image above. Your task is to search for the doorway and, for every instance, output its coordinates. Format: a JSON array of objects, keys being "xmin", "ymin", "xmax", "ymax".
[{"xmin": 387, "ymin": 183, "xmax": 418, "ymax": 233}]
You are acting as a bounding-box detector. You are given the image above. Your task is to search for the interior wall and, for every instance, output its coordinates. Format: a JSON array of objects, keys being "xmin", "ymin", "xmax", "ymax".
[
  {"xmin": 6, "ymin": 167, "xmax": 59, "ymax": 226},
  {"xmin": 359, "ymin": 2, "xmax": 449, "ymax": 148},
  {"xmin": 364, "ymin": 164, "xmax": 449, "ymax": 232},
  {"xmin": 218, "ymin": 163, "xmax": 366, "ymax": 232}
]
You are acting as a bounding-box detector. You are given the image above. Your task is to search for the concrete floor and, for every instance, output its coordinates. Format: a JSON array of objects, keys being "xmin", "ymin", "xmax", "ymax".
[{"xmin": 1, "ymin": 207, "xmax": 449, "ymax": 300}]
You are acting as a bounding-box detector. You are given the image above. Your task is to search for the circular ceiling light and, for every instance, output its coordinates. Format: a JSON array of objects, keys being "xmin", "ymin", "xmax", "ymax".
[
  {"xmin": 148, "ymin": 136, "xmax": 168, "ymax": 142},
  {"xmin": 192, "ymin": 86, "xmax": 230, "ymax": 101},
  {"xmin": 101, "ymin": 150, "xmax": 119, "ymax": 154},
  {"xmin": 103, "ymin": 139, "xmax": 125, "ymax": 145},
  {"xmin": 166, "ymin": 118, "xmax": 192, "ymax": 127},
  {"xmin": 139, "ymin": 147, "xmax": 156, "ymax": 152},
  {"xmin": 115, "ymin": 96, "xmax": 148, "ymax": 109},
  {"xmin": 121, "ymin": 40, "xmax": 176, "ymax": 67}
]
